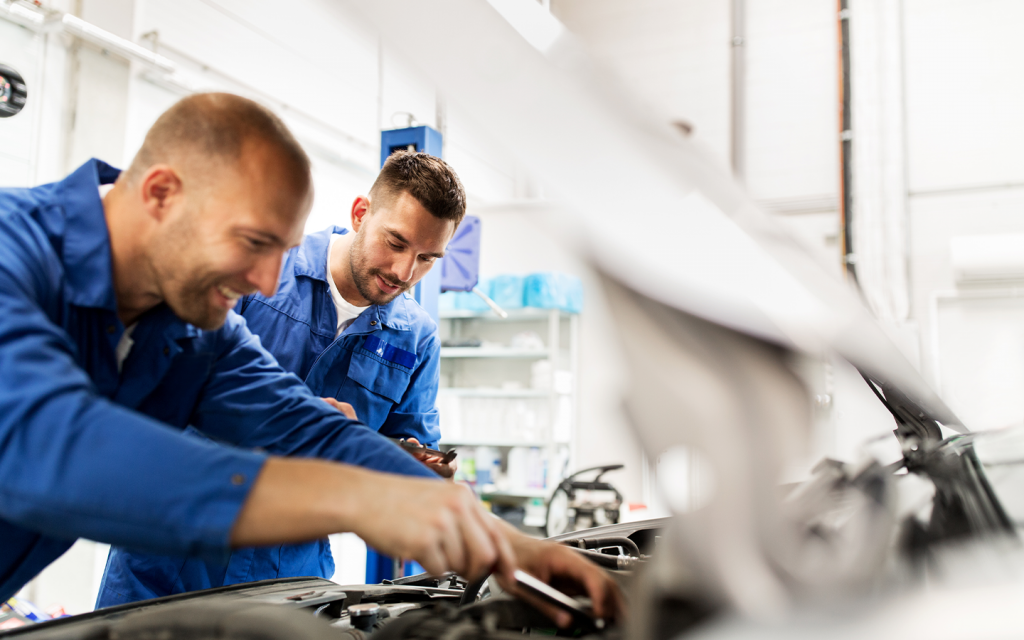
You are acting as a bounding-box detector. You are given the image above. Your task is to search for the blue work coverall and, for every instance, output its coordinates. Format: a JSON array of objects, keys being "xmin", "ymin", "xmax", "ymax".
[
  {"xmin": 97, "ymin": 226, "xmax": 442, "ymax": 605},
  {"xmin": 239, "ymin": 226, "xmax": 441, "ymax": 445},
  {"xmin": 0, "ymin": 159, "xmax": 434, "ymax": 605}
]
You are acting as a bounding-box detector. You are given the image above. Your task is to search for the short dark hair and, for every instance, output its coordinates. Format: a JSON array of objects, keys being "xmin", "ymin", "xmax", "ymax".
[
  {"xmin": 125, "ymin": 92, "xmax": 311, "ymax": 192},
  {"xmin": 369, "ymin": 151, "xmax": 466, "ymax": 225}
]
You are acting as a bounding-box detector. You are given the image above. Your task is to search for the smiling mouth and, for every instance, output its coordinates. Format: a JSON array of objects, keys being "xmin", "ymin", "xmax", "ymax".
[
  {"xmin": 376, "ymin": 275, "xmax": 402, "ymax": 293},
  {"xmin": 217, "ymin": 285, "xmax": 245, "ymax": 301},
  {"xmin": 215, "ymin": 285, "xmax": 248, "ymax": 307}
]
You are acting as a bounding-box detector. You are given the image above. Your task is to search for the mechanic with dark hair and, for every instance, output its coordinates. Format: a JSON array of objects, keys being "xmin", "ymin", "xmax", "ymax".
[
  {"xmin": 0, "ymin": 92, "xmax": 621, "ymax": 626},
  {"xmin": 97, "ymin": 150, "xmax": 468, "ymax": 605}
]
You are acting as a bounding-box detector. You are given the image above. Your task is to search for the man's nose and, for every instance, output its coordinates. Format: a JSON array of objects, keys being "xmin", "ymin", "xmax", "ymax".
[
  {"xmin": 248, "ymin": 253, "xmax": 283, "ymax": 298},
  {"xmin": 393, "ymin": 252, "xmax": 416, "ymax": 283}
]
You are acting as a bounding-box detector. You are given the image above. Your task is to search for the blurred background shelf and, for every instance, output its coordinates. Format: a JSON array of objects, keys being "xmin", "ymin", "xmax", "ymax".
[
  {"xmin": 438, "ymin": 304, "xmax": 579, "ymax": 532},
  {"xmin": 438, "ymin": 388, "xmax": 551, "ymax": 398},
  {"xmin": 440, "ymin": 307, "xmax": 564, "ymax": 321},
  {"xmin": 440, "ymin": 438, "xmax": 555, "ymax": 447},
  {"xmin": 479, "ymin": 488, "xmax": 550, "ymax": 500},
  {"xmin": 440, "ymin": 347, "xmax": 551, "ymax": 359}
]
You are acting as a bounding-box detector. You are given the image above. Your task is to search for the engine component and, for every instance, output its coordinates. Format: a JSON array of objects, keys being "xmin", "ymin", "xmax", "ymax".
[
  {"xmin": 565, "ymin": 536, "xmax": 642, "ymax": 558},
  {"xmin": 545, "ymin": 464, "xmax": 625, "ymax": 537},
  {"xmin": 0, "ymin": 600, "xmax": 360, "ymax": 640},
  {"xmin": 347, "ymin": 603, "xmax": 380, "ymax": 633}
]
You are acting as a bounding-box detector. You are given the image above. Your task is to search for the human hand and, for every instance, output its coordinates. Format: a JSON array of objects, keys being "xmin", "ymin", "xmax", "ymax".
[
  {"xmin": 352, "ymin": 473, "xmax": 515, "ymax": 581},
  {"xmin": 321, "ymin": 397, "xmax": 357, "ymax": 420},
  {"xmin": 499, "ymin": 527, "xmax": 625, "ymax": 627},
  {"xmin": 403, "ymin": 437, "xmax": 457, "ymax": 479}
]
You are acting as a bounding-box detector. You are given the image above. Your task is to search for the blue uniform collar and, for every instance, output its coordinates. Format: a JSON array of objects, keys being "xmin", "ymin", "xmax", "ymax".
[
  {"xmin": 292, "ymin": 225, "xmax": 342, "ymax": 283},
  {"xmin": 294, "ymin": 226, "xmax": 413, "ymax": 332},
  {"xmin": 59, "ymin": 159, "xmax": 121, "ymax": 310},
  {"xmin": 58, "ymin": 158, "xmax": 201, "ymax": 342}
]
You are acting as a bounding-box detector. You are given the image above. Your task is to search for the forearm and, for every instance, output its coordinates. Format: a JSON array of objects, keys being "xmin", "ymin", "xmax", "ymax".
[
  {"xmin": 230, "ymin": 456, "xmax": 372, "ymax": 546},
  {"xmin": 230, "ymin": 456, "xmax": 514, "ymax": 581}
]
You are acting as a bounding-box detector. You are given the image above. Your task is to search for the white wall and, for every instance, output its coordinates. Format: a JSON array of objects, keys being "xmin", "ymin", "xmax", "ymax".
[
  {"xmin": 903, "ymin": 0, "xmax": 1024, "ymax": 194},
  {"xmin": 744, "ymin": 0, "xmax": 838, "ymax": 203},
  {"xmin": 552, "ymin": 0, "xmax": 838, "ymax": 205},
  {"xmin": 551, "ymin": 0, "xmax": 842, "ymax": 269},
  {"xmin": 15, "ymin": 542, "xmax": 109, "ymax": 616},
  {"xmin": 552, "ymin": 0, "xmax": 1024, "ymax": 438},
  {"xmin": 902, "ymin": 0, "xmax": 1024, "ymax": 415},
  {"xmin": 551, "ymin": 0, "xmax": 732, "ymax": 171}
]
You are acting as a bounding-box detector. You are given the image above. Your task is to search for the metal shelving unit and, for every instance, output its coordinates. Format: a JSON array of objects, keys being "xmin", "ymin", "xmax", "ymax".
[
  {"xmin": 437, "ymin": 307, "xmax": 579, "ymax": 528},
  {"xmin": 439, "ymin": 347, "xmax": 552, "ymax": 359},
  {"xmin": 437, "ymin": 388, "xmax": 549, "ymax": 398}
]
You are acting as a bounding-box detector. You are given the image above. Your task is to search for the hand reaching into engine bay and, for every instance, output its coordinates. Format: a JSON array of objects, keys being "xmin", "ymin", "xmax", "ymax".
[
  {"xmin": 497, "ymin": 521, "xmax": 626, "ymax": 627},
  {"xmin": 232, "ymin": 457, "xmax": 623, "ymax": 628}
]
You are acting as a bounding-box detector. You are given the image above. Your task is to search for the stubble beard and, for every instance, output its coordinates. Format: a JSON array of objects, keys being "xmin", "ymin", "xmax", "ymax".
[
  {"xmin": 154, "ymin": 210, "xmax": 232, "ymax": 330},
  {"xmin": 176, "ymin": 277, "xmax": 231, "ymax": 330},
  {"xmin": 348, "ymin": 233, "xmax": 408, "ymax": 306}
]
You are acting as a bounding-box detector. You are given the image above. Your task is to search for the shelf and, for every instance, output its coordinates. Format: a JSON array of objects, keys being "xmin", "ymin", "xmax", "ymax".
[
  {"xmin": 439, "ymin": 439, "xmax": 568, "ymax": 448},
  {"xmin": 479, "ymin": 488, "xmax": 549, "ymax": 499},
  {"xmin": 440, "ymin": 308, "xmax": 576, "ymax": 321},
  {"xmin": 438, "ymin": 387, "xmax": 550, "ymax": 398},
  {"xmin": 440, "ymin": 347, "xmax": 549, "ymax": 358},
  {"xmin": 438, "ymin": 297, "xmax": 578, "ymax": 511}
]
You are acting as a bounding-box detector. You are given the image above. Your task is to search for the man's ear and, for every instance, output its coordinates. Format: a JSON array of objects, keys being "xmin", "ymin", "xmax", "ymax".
[
  {"xmin": 350, "ymin": 196, "xmax": 371, "ymax": 232},
  {"xmin": 139, "ymin": 165, "xmax": 183, "ymax": 222}
]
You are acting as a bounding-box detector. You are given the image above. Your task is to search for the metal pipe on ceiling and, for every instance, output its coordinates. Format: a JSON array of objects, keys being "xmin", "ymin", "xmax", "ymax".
[
  {"xmin": 730, "ymin": 0, "xmax": 745, "ymax": 182},
  {"xmin": 837, "ymin": 0, "xmax": 856, "ymax": 283}
]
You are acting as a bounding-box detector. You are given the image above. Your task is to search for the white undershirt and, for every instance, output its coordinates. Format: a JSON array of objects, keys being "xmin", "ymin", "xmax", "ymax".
[
  {"xmin": 327, "ymin": 233, "xmax": 370, "ymax": 337},
  {"xmin": 116, "ymin": 324, "xmax": 137, "ymax": 373},
  {"xmin": 99, "ymin": 183, "xmax": 137, "ymax": 373}
]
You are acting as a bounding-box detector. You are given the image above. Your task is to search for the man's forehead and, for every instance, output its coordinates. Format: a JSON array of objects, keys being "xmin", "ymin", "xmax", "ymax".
[
  {"xmin": 212, "ymin": 155, "xmax": 310, "ymax": 246},
  {"xmin": 379, "ymin": 192, "xmax": 454, "ymax": 232}
]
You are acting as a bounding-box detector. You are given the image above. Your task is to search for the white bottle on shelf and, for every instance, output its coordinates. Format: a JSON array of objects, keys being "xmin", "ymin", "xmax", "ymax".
[{"xmin": 506, "ymin": 446, "xmax": 529, "ymax": 492}]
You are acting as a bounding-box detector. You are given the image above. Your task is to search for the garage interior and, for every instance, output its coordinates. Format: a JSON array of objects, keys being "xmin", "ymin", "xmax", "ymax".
[{"xmin": 2, "ymin": 0, "xmax": 1024, "ymax": 635}]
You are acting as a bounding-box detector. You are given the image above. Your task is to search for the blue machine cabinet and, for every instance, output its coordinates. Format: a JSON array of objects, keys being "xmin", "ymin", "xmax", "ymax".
[{"xmin": 380, "ymin": 125, "xmax": 444, "ymax": 167}]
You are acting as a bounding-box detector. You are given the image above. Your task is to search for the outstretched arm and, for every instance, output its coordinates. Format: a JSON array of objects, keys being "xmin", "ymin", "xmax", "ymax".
[
  {"xmin": 232, "ymin": 457, "xmax": 624, "ymax": 624},
  {"xmin": 231, "ymin": 456, "xmax": 513, "ymax": 580}
]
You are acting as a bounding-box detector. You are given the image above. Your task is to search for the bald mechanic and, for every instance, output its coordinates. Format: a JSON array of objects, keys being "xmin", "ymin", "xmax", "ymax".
[
  {"xmin": 0, "ymin": 93, "xmax": 621, "ymax": 626},
  {"xmin": 98, "ymin": 152, "xmax": 461, "ymax": 604}
]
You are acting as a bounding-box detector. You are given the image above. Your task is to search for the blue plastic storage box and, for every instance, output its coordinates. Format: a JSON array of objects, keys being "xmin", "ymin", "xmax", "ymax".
[{"xmin": 524, "ymin": 272, "xmax": 583, "ymax": 314}]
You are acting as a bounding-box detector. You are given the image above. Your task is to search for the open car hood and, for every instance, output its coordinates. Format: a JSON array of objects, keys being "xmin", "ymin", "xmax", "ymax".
[{"xmin": 337, "ymin": 0, "xmax": 963, "ymax": 433}]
